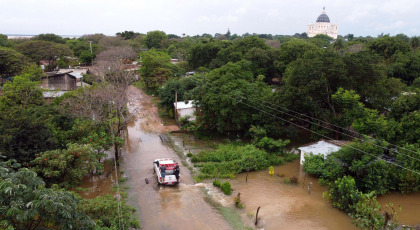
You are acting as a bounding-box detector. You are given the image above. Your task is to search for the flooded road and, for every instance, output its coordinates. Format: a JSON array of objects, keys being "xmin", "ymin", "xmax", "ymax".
[
  {"xmin": 121, "ymin": 86, "xmax": 232, "ymax": 230},
  {"xmin": 171, "ymin": 133, "xmax": 420, "ymax": 229},
  {"xmin": 80, "ymin": 86, "xmax": 419, "ymax": 229}
]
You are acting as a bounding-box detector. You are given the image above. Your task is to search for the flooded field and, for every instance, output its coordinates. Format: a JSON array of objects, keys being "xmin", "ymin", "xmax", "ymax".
[
  {"xmin": 172, "ymin": 132, "xmax": 420, "ymax": 229},
  {"xmin": 80, "ymin": 86, "xmax": 420, "ymax": 229}
]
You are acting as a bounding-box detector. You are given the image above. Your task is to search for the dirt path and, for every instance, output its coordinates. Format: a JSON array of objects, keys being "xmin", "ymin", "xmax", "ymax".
[{"xmin": 121, "ymin": 86, "xmax": 231, "ymax": 230}]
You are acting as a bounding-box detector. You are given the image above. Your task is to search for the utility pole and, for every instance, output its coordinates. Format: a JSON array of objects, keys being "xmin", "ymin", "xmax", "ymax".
[{"xmin": 175, "ymin": 91, "xmax": 178, "ymax": 122}]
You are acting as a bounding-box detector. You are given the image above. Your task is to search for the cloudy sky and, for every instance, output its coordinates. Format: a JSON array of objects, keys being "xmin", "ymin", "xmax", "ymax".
[{"xmin": 1, "ymin": 0, "xmax": 419, "ymax": 37}]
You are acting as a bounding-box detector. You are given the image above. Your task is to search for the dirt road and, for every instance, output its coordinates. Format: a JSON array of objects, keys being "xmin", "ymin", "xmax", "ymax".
[{"xmin": 121, "ymin": 86, "xmax": 231, "ymax": 230}]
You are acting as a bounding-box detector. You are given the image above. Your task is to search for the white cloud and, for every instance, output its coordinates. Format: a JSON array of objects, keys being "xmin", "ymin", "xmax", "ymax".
[{"xmin": 0, "ymin": 0, "xmax": 419, "ymax": 36}]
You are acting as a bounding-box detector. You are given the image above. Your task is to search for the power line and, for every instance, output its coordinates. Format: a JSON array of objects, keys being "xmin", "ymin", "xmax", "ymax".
[
  {"xmin": 242, "ymin": 96, "xmax": 420, "ymax": 163},
  {"xmin": 247, "ymin": 96, "xmax": 420, "ymax": 157},
  {"xmin": 238, "ymin": 100, "xmax": 420, "ymax": 176}
]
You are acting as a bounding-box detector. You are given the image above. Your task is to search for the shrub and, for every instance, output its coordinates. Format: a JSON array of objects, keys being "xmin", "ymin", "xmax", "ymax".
[
  {"xmin": 283, "ymin": 178, "xmax": 291, "ymax": 184},
  {"xmin": 324, "ymin": 176, "xmax": 361, "ymax": 214},
  {"xmin": 257, "ymin": 137, "xmax": 290, "ymax": 154},
  {"xmin": 289, "ymin": 176, "xmax": 298, "ymax": 184},
  {"xmin": 186, "ymin": 153, "xmax": 193, "ymax": 157},
  {"xmin": 221, "ymin": 181, "xmax": 232, "ymax": 195},
  {"xmin": 192, "ymin": 144, "xmax": 290, "ymax": 179},
  {"xmin": 213, "ymin": 179, "xmax": 221, "ymax": 187},
  {"xmin": 234, "ymin": 196, "xmax": 245, "ymax": 209}
]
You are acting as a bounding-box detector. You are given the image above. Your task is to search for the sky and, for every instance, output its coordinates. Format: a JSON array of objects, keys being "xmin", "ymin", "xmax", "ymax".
[{"xmin": 1, "ymin": 0, "xmax": 420, "ymax": 37}]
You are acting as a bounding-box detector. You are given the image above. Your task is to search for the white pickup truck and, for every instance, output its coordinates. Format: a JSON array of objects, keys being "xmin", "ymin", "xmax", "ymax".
[{"xmin": 153, "ymin": 158, "xmax": 180, "ymax": 186}]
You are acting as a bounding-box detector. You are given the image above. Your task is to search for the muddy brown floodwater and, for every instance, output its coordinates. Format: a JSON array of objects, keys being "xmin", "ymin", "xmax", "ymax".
[
  {"xmin": 171, "ymin": 133, "xmax": 420, "ymax": 230},
  {"xmin": 121, "ymin": 86, "xmax": 232, "ymax": 230},
  {"xmin": 80, "ymin": 86, "xmax": 420, "ymax": 229}
]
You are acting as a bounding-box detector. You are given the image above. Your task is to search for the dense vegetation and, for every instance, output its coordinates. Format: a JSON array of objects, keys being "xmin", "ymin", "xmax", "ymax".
[
  {"xmin": 2, "ymin": 30, "xmax": 420, "ymax": 229},
  {"xmin": 0, "ymin": 33, "xmax": 139, "ymax": 229}
]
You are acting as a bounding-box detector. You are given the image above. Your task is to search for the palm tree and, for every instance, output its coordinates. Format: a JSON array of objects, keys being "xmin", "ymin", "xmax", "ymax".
[
  {"xmin": 409, "ymin": 36, "xmax": 419, "ymax": 52},
  {"xmin": 333, "ymin": 38, "xmax": 345, "ymax": 50}
]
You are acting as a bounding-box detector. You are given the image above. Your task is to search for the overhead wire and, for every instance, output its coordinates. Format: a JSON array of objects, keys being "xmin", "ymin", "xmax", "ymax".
[
  {"xmin": 246, "ymin": 96, "xmax": 420, "ymax": 157},
  {"xmin": 237, "ymin": 99, "xmax": 420, "ymax": 176},
  {"xmin": 241, "ymin": 96, "xmax": 420, "ymax": 163}
]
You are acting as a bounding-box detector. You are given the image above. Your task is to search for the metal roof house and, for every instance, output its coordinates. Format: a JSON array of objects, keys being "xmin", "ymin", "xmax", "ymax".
[
  {"xmin": 174, "ymin": 100, "xmax": 196, "ymax": 121},
  {"xmin": 298, "ymin": 140, "xmax": 348, "ymax": 165}
]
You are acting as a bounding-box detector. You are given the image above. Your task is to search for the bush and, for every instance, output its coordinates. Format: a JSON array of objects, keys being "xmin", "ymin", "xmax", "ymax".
[
  {"xmin": 234, "ymin": 196, "xmax": 245, "ymax": 208},
  {"xmin": 186, "ymin": 153, "xmax": 193, "ymax": 157},
  {"xmin": 221, "ymin": 181, "xmax": 232, "ymax": 195},
  {"xmin": 324, "ymin": 176, "xmax": 361, "ymax": 214},
  {"xmin": 213, "ymin": 179, "xmax": 221, "ymax": 187},
  {"xmin": 257, "ymin": 137, "xmax": 290, "ymax": 154},
  {"xmin": 192, "ymin": 144, "xmax": 290, "ymax": 179}
]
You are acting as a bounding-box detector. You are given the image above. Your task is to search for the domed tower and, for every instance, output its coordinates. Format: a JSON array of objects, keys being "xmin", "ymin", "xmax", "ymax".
[{"xmin": 308, "ymin": 7, "xmax": 338, "ymax": 39}]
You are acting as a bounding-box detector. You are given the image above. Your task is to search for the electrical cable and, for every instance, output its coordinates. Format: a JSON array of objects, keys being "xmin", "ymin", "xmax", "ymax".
[
  {"xmin": 238, "ymin": 99, "xmax": 420, "ymax": 176},
  {"xmin": 246, "ymin": 96, "xmax": 420, "ymax": 157},
  {"xmin": 242, "ymin": 96, "xmax": 420, "ymax": 163}
]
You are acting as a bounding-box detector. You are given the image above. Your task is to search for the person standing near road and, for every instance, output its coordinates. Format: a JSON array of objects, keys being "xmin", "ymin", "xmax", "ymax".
[
  {"xmin": 160, "ymin": 164, "xmax": 166, "ymax": 183},
  {"xmin": 174, "ymin": 164, "xmax": 180, "ymax": 182}
]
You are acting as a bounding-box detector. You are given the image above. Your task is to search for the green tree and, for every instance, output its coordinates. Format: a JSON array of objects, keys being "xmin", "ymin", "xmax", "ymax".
[
  {"xmin": 20, "ymin": 64, "xmax": 46, "ymax": 81},
  {"xmin": 188, "ymin": 40, "xmax": 229, "ymax": 69},
  {"xmin": 144, "ymin": 30, "xmax": 168, "ymax": 49},
  {"xmin": 276, "ymin": 39, "xmax": 318, "ymax": 74},
  {"xmin": 0, "ymin": 34, "xmax": 8, "ymax": 46},
  {"xmin": 0, "ymin": 47, "xmax": 29, "ymax": 77},
  {"xmin": 409, "ymin": 36, "xmax": 419, "ymax": 51},
  {"xmin": 66, "ymin": 39, "xmax": 99, "ymax": 57},
  {"xmin": 158, "ymin": 75, "xmax": 203, "ymax": 110},
  {"xmin": 309, "ymin": 34, "xmax": 334, "ymax": 48},
  {"xmin": 388, "ymin": 51, "xmax": 420, "ymax": 85},
  {"xmin": 0, "ymin": 75, "xmax": 43, "ymax": 108},
  {"xmin": 332, "ymin": 38, "xmax": 345, "ymax": 50},
  {"xmin": 139, "ymin": 49, "xmax": 173, "ymax": 90},
  {"xmin": 116, "ymin": 30, "xmax": 139, "ymax": 40},
  {"xmin": 31, "ymin": 143, "xmax": 101, "ymax": 188},
  {"xmin": 0, "ymin": 107, "xmax": 56, "ymax": 164},
  {"xmin": 79, "ymin": 194, "xmax": 140, "ymax": 229},
  {"xmin": 33, "ymin": 33, "xmax": 66, "ymax": 44},
  {"xmin": 79, "ymin": 50, "xmax": 96, "ymax": 65},
  {"xmin": 0, "ymin": 161, "xmax": 95, "ymax": 229},
  {"xmin": 368, "ymin": 36, "xmax": 411, "ymax": 61},
  {"xmin": 15, "ymin": 40, "xmax": 72, "ymax": 65},
  {"xmin": 343, "ymin": 50, "xmax": 404, "ymax": 111},
  {"xmin": 324, "ymin": 176, "xmax": 361, "ymax": 213},
  {"xmin": 194, "ymin": 60, "xmax": 274, "ymax": 133},
  {"xmin": 350, "ymin": 192, "xmax": 384, "ymax": 230}
]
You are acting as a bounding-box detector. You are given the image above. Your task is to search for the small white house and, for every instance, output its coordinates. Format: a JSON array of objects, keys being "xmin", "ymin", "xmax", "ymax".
[
  {"xmin": 174, "ymin": 100, "xmax": 196, "ymax": 121},
  {"xmin": 298, "ymin": 140, "xmax": 345, "ymax": 165}
]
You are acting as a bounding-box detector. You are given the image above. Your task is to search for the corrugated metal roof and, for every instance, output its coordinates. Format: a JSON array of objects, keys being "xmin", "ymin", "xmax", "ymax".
[
  {"xmin": 298, "ymin": 140, "xmax": 341, "ymax": 155},
  {"xmin": 68, "ymin": 72, "xmax": 83, "ymax": 79},
  {"xmin": 174, "ymin": 100, "xmax": 195, "ymax": 109},
  {"xmin": 43, "ymin": 91, "xmax": 67, "ymax": 98}
]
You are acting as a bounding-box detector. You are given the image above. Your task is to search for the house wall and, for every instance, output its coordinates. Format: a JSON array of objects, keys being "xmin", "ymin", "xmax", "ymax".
[
  {"xmin": 176, "ymin": 108, "xmax": 196, "ymax": 121},
  {"xmin": 43, "ymin": 74, "xmax": 76, "ymax": 91}
]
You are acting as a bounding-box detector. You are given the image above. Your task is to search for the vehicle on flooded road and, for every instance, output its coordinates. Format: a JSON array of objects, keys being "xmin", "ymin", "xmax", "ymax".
[{"xmin": 153, "ymin": 158, "xmax": 180, "ymax": 185}]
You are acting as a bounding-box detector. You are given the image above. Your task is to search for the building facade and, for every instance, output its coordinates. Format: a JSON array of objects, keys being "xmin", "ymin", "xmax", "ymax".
[{"xmin": 308, "ymin": 7, "xmax": 338, "ymax": 39}]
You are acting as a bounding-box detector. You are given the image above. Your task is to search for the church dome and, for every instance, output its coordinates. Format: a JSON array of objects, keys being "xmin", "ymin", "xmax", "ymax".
[{"xmin": 316, "ymin": 7, "xmax": 330, "ymax": 23}]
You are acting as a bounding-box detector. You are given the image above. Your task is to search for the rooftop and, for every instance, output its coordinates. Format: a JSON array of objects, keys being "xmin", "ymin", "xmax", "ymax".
[{"xmin": 174, "ymin": 100, "xmax": 195, "ymax": 110}]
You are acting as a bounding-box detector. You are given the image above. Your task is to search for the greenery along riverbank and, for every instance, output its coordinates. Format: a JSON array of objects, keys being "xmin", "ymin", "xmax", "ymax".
[{"xmin": 191, "ymin": 127, "xmax": 298, "ymax": 180}]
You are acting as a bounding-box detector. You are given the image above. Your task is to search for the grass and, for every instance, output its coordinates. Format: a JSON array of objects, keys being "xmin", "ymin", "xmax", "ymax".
[{"xmin": 203, "ymin": 196, "xmax": 251, "ymax": 230}]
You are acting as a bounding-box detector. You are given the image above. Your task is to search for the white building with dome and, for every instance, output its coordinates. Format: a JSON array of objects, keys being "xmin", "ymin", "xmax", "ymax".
[{"xmin": 308, "ymin": 7, "xmax": 338, "ymax": 39}]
